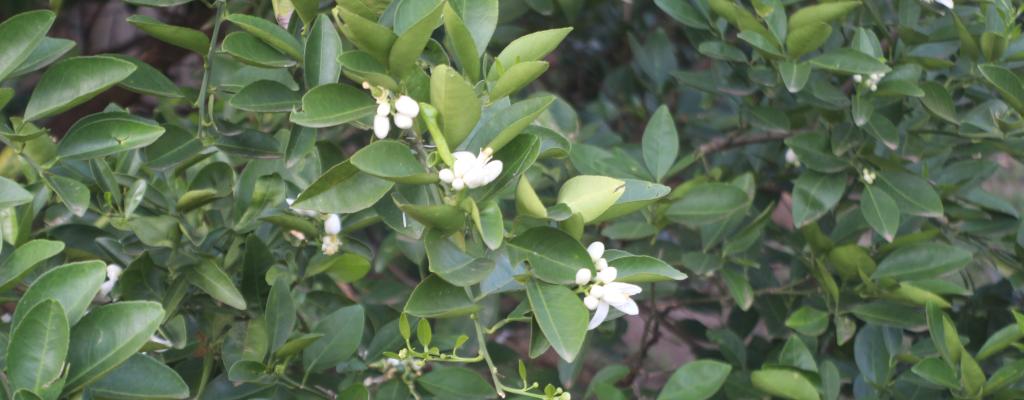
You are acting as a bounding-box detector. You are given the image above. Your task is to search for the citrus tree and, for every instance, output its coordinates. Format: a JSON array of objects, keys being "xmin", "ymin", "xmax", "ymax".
[{"xmin": 0, "ymin": 0, "xmax": 1023, "ymax": 399}]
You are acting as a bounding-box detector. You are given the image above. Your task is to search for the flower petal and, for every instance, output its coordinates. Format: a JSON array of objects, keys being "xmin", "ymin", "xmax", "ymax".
[
  {"xmin": 611, "ymin": 298, "xmax": 639, "ymax": 316},
  {"xmin": 588, "ymin": 302, "xmax": 609, "ymax": 330}
]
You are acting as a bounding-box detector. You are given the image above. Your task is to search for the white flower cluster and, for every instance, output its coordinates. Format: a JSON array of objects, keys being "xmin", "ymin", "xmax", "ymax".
[
  {"xmin": 576, "ymin": 242, "xmax": 642, "ymax": 330},
  {"xmin": 96, "ymin": 263, "xmax": 123, "ymax": 302},
  {"xmin": 322, "ymin": 213, "xmax": 342, "ymax": 255},
  {"xmin": 367, "ymin": 85, "xmax": 420, "ymax": 139},
  {"xmin": 438, "ymin": 148, "xmax": 503, "ymax": 191},
  {"xmin": 861, "ymin": 168, "xmax": 877, "ymax": 185},
  {"xmin": 853, "ymin": 72, "xmax": 886, "ymax": 92},
  {"xmin": 921, "ymin": 0, "xmax": 953, "ymax": 9}
]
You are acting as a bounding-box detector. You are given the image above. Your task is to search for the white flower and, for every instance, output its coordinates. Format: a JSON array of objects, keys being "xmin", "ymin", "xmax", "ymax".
[
  {"xmin": 438, "ymin": 149, "xmax": 503, "ymax": 190},
  {"xmin": 1, "ymin": 314, "xmax": 10, "ymax": 323},
  {"xmin": 575, "ymin": 268, "xmax": 593, "ymax": 285},
  {"xmin": 373, "ymin": 115, "xmax": 390, "ymax": 139},
  {"xmin": 393, "ymin": 113, "xmax": 414, "ymax": 129},
  {"xmin": 96, "ymin": 263, "xmax": 124, "ymax": 302},
  {"xmin": 324, "ymin": 214, "xmax": 342, "ymax": 235},
  {"xmin": 322, "ymin": 234, "xmax": 341, "ymax": 255},
  {"xmin": 785, "ymin": 148, "xmax": 800, "ymax": 167},
  {"xmin": 376, "ymin": 102, "xmax": 391, "ymax": 117},
  {"xmin": 394, "ymin": 95, "xmax": 420, "ymax": 118},
  {"xmin": 586, "ymin": 282, "xmax": 642, "ymax": 330},
  {"xmin": 861, "ymin": 168, "xmax": 877, "ymax": 185},
  {"xmin": 587, "ymin": 241, "xmax": 605, "ymax": 262},
  {"xmin": 596, "ymin": 267, "xmax": 617, "ymax": 284}
]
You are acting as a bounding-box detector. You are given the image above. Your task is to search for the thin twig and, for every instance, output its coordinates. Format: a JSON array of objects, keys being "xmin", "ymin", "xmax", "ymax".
[{"xmin": 698, "ymin": 130, "xmax": 797, "ymax": 156}]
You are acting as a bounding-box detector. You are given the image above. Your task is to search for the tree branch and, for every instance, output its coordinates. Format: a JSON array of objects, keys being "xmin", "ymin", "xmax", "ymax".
[{"xmin": 697, "ymin": 130, "xmax": 795, "ymax": 156}]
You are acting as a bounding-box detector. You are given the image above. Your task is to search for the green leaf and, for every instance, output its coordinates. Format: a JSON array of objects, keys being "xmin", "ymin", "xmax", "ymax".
[
  {"xmin": 127, "ymin": 15, "xmax": 209, "ymax": 55},
  {"xmin": 911, "ymin": 357, "xmax": 959, "ymax": 389},
  {"xmin": 46, "ymin": 174, "xmax": 89, "ymax": 217},
  {"xmin": 0, "ymin": 10, "xmax": 56, "ymax": 83},
  {"xmin": 305, "ymin": 14, "xmax": 343, "ymax": 88},
  {"xmin": 655, "ymin": 0, "xmax": 708, "ymax": 29},
  {"xmin": 721, "ymin": 267, "xmax": 753, "ymax": 311},
  {"xmin": 526, "ymin": 279, "xmax": 588, "ymax": 362},
  {"xmin": 984, "ymin": 359, "xmax": 1024, "ymax": 394},
  {"xmin": 918, "ymin": 81, "xmax": 958, "ymax": 125},
  {"xmin": 416, "ymin": 367, "xmax": 496, "ymax": 400},
  {"xmin": 556, "ymin": 175, "xmax": 625, "ymax": 223},
  {"xmin": 641, "ymin": 105, "xmax": 679, "ymax": 182},
  {"xmin": 666, "ymin": 183, "xmax": 749, "ymax": 227},
  {"xmin": 89, "ymin": 354, "xmax": 190, "ymax": 400},
  {"xmin": 494, "ymin": 27, "xmax": 572, "ymax": 70},
  {"xmin": 977, "ymin": 323, "xmax": 1024, "ymax": 360},
  {"xmin": 828, "ymin": 244, "xmax": 876, "ymax": 280},
  {"xmin": 490, "ymin": 61, "xmax": 549, "ymax": 100},
  {"xmin": 289, "ymin": 83, "xmax": 376, "ymax": 128},
  {"xmin": 0, "ymin": 239, "xmax": 64, "ymax": 292},
  {"xmin": 229, "ymin": 80, "xmax": 300, "ymax": 113},
  {"xmin": 336, "ymin": 7, "xmax": 396, "ymax": 65},
  {"xmin": 8, "ymin": 37, "xmax": 75, "ymax": 79},
  {"xmin": 474, "ymin": 200, "xmax": 504, "ymax": 250},
  {"xmin": 404, "ymin": 275, "xmax": 479, "ymax": 318},
  {"xmin": 388, "ymin": 0, "xmax": 444, "ymax": 77},
  {"xmin": 449, "ymin": 0, "xmax": 498, "ymax": 53},
  {"xmin": 750, "ymin": 368, "xmax": 819, "ymax": 400},
  {"xmin": 65, "ymin": 301, "xmax": 165, "ymax": 393},
  {"xmin": 303, "ymin": 305, "xmax": 365, "ymax": 372},
  {"xmin": 222, "ymin": 31, "xmax": 296, "ymax": 68},
  {"xmin": 24, "ymin": 56, "xmax": 136, "ymax": 121},
  {"xmin": 610, "ymin": 255, "xmax": 687, "ymax": 283},
  {"xmin": 872, "ymin": 242, "xmax": 972, "ymax": 281},
  {"xmin": 13, "ymin": 260, "xmax": 105, "ymax": 328},
  {"xmin": 851, "ymin": 301, "xmax": 925, "ymax": 328},
  {"xmin": 188, "ymin": 259, "xmax": 247, "ymax": 310},
  {"xmin": 791, "ymin": 171, "xmax": 846, "ymax": 228},
  {"xmin": 350, "ymin": 140, "xmax": 436, "ymax": 184},
  {"xmin": 657, "ymin": 359, "xmax": 731, "ymax": 400},
  {"xmin": 960, "ymin": 351, "xmax": 985, "ymax": 397},
  {"xmin": 57, "ymin": 111, "xmax": 165, "ymax": 160},
  {"xmin": 293, "ymin": 161, "xmax": 395, "ymax": 214},
  {"xmin": 509, "ymin": 226, "xmax": 593, "ymax": 284},
  {"xmin": 860, "ymin": 185, "xmax": 899, "ymax": 242},
  {"xmin": 225, "ymin": 14, "xmax": 302, "ymax": 60},
  {"xmin": 594, "ymin": 179, "xmax": 670, "ymax": 222},
  {"xmin": 778, "ymin": 336, "xmax": 817, "ymax": 372},
  {"xmin": 779, "ymin": 61, "xmax": 812, "ymax": 93},
  {"xmin": 424, "ymin": 230, "xmax": 494, "ymax": 286},
  {"xmin": 977, "ymin": 64, "xmax": 1024, "ymax": 115},
  {"xmin": 8, "ymin": 300, "xmax": 68, "ymax": 395},
  {"xmin": 443, "ymin": 3, "xmax": 481, "ymax": 81},
  {"xmin": 786, "ymin": 22, "xmax": 831, "ymax": 59},
  {"xmin": 111, "ymin": 54, "xmax": 183, "ymax": 98},
  {"xmin": 785, "ymin": 306, "xmax": 830, "ymax": 336},
  {"xmin": 124, "ymin": 0, "xmax": 194, "ymax": 6},
  {"xmin": 874, "ymin": 170, "xmax": 943, "ymax": 218},
  {"xmin": 0, "ymin": 176, "xmax": 32, "ymax": 210},
  {"xmin": 461, "ymin": 95, "xmax": 555, "ymax": 152},
  {"xmin": 787, "ymin": 1, "xmax": 861, "ymax": 32},
  {"xmin": 810, "ymin": 48, "xmax": 891, "ymax": 75},
  {"xmin": 265, "ymin": 278, "xmax": 295, "ymax": 353}
]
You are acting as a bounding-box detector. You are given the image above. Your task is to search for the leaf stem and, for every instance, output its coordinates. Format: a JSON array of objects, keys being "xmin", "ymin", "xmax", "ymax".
[{"xmin": 196, "ymin": 0, "xmax": 226, "ymax": 140}]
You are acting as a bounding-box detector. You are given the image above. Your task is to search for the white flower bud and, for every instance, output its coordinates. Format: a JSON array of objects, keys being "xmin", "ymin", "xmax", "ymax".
[
  {"xmin": 587, "ymin": 242, "xmax": 605, "ymax": 261},
  {"xmin": 0, "ymin": 313, "xmax": 10, "ymax": 323},
  {"xmin": 394, "ymin": 95, "xmax": 420, "ymax": 117},
  {"xmin": 597, "ymin": 267, "xmax": 618, "ymax": 283},
  {"xmin": 853, "ymin": 74, "xmax": 863, "ymax": 83},
  {"xmin": 583, "ymin": 296, "xmax": 599, "ymax": 310},
  {"xmin": 373, "ymin": 115, "xmax": 390, "ymax": 139},
  {"xmin": 376, "ymin": 102, "xmax": 391, "ymax": 117},
  {"xmin": 324, "ymin": 214, "xmax": 342, "ymax": 235},
  {"xmin": 785, "ymin": 148, "xmax": 799, "ymax": 166},
  {"xmin": 595, "ymin": 258, "xmax": 609, "ymax": 271},
  {"xmin": 590, "ymin": 284, "xmax": 606, "ymax": 299},
  {"xmin": 575, "ymin": 268, "xmax": 593, "ymax": 285},
  {"xmin": 438, "ymin": 168, "xmax": 455, "ymax": 183},
  {"xmin": 393, "ymin": 113, "xmax": 414, "ymax": 129},
  {"xmin": 452, "ymin": 178, "xmax": 465, "ymax": 191},
  {"xmin": 106, "ymin": 264, "xmax": 123, "ymax": 281}
]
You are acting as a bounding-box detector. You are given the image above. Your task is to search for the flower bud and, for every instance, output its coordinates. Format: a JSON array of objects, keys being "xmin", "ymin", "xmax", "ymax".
[
  {"xmin": 376, "ymin": 102, "xmax": 391, "ymax": 117},
  {"xmin": 597, "ymin": 267, "xmax": 617, "ymax": 283},
  {"xmin": 853, "ymin": 74, "xmax": 863, "ymax": 83},
  {"xmin": 393, "ymin": 113, "xmax": 414, "ymax": 129},
  {"xmin": 438, "ymin": 168, "xmax": 455, "ymax": 183},
  {"xmin": 587, "ymin": 241, "xmax": 605, "ymax": 261},
  {"xmin": 589, "ymin": 284, "xmax": 606, "ymax": 298},
  {"xmin": 373, "ymin": 115, "xmax": 390, "ymax": 139},
  {"xmin": 575, "ymin": 268, "xmax": 593, "ymax": 285},
  {"xmin": 395, "ymin": 95, "xmax": 420, "ymax": 117},
  {"xmin": 595, "ymin": 258, "xmax": 608, "ymax": 271},
  {"xmin": 107, "ymin": 264, "xmax": 124, "ymax": 281},
  {"xmin": 324, "ymin": 214, "xmax": 342, "ymax": 235},
  {"xmin": 452, "ymin": 178, "xmax": 466, "ymax": 191},
  {"xmin": 583, "ymin": 296, "xmax": 599, "ymax": 310}
]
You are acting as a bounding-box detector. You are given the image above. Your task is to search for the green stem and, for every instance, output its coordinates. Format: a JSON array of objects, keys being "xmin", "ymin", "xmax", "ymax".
[
  {"xmin": 472, "ymin": 314, "xmax": 506, "ymax": 398},
  {"xmin": 196, "ymin": 0, "xmax": 226, "ymax": 140},
  {"xmin": 486, "ymin": 316, "xmax": 531, "ymax": 335},
  {"xmin": 280, "ymin": 374, "xmax": 332, "ymax": 399}
]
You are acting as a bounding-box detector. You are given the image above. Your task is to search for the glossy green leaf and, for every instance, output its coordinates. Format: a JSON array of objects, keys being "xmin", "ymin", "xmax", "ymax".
[
  {"xmin": 221, "ymin": 31, "xmax": 296, "ymax": 68},
  {"xmin": 978, "ymin": 64, "xmax": 1024, "ymax": 115},
  {"xmin": 293, "ymin": 161, "xmax": 394, "ymax": 214},
  {"xmin": 8, "ymin": 300, "xmax": 68, "ymax": 395},
  {"xmin": 873, "ymin": 243, "xmax": 972, "ymax": 281},
  {"xmin": 494, "ymin": 27, "xmax": 572, "ymax": 70},
  {"xmin": 47, "ymin": 174, "xmax": 89, "ymax": 217},
  {"xmin": 417, "ymin": 367, "xmax": 495, "ymax": 399},
  {"xmin": 24, "ymin": 56, "xmax": 136, "ymax": 121},
  {"xmin": 350, "ymin": 140, "xmax": 436, "ymax": 183},
  {"xmin": 0, "ymin": 239, "xmax": 64, "ymax": 292},
  {"xmin": 509, "ymin": 226, "xmax": 593, "ymax": 284},
  {"xmin": 526, "ymin": 279, "xmax": 588, "ymax": 362},
  {"xmin": 860, "ymin": 185, "xmax": 899, "ymax": 242},
  {"xmin": 811, "ymin": 48, "xmax": 891, "ymax": 75},
  {"xmin": 303, "ymin": 305, "xmax": 365, "ymax": 372},
  {"xmin": 127, "ymin": 15, "xmax": 209, "ymax": 54},
  {"xmin": 388, "ymin": 0, "xmax": 443, "ymax": 77},
  {"xmin": 229, "ymin": 80, "xmax": 300, "ymax": 113},
  {"xmin": 779, "ymin": 61, "xmax": 812, "ymax": 93},
  {"xmin": 490, "ymin": 61, "xmax": 549, "ymax": 100},
  {"xmin": 785, "ymin": 306, "xmax": 829, "ymax": 336},
  {"xmin": 305, "ymin": 14, "xmax": 343, "ymax": 88},
  {"xmin": 443, "ymin": 3, "xmax": 481, "ymax": 81},
  {"xmin": 666, "ymin": 183, "xmax": 749, "ymax": 227},
  {"xmin": 58, "ymin": 111, "xmax": 165, "ymax": 160},
  {"xmin": 430, "ymin": 65, "xmax": 480, "ymax": 147},
  {"xmin": 657, "ymin": 359, "xmax": 731, "ymax": 400},
  {"xmin": 112, "ymin": 54, "xmax": 183, "ymax": 98},
  {"xmin": 12, "ymin": 260, "xmax": 105, "ymax": 328},
  {"xmin": 89, "ymin": 354, "xmax": 190, "ymax": 400},
  {"xmin": 0, "ymin": 10, "xmax": 57, "ymax": 82},
  {"xmin": 188, "ymin": 259, "xmax": 247, "ymax": 310},
  {"xmin": 289, "ymin": 83, "xmax": 376, "ymax": 128},
  {"xmin": 911, "ymin": 357, "xmax": 959, "ymax": 389},
  {"xmin": 791, "ymin": 171, "xmax": 846, "ymax": 228},
  {"xmin": 874, "ymin": 170, "xmax": 943, "ymax": 218},
  {"xmin": 265, "ymin": 278, "xmax": 295, "ymax": 353},
  {"xmin": 786, "ymin": 22, "xmax": 831, "ymax": 59},
  {"xmin": 225, "ymin": 14, "xmax": 302, "ymax": 60},
  {"xmin": 404, "ymin": 275, "xmax": 479, "ymax": 318},
  {"xmin": 788, "ymin": 1, "xmax": 861, "ymax": 32},
  {"xmin": 336, "ymin": 7, "xmax": 395, "ymax": 65},
  {"xmin": 918, "ymin": 81, "xmax": 957, "ymax": 125},
  {"xmin": 8, "ymin": 37, "xmax": 75, "ymax": 79},
  {"xmin": 556, "ymin": 175, "xmax": 625, "ymax": 223},
  {"xmin": 610, "ymin": 255, "xmax": 687, "ymax": 283},
  {"xmin": 65, "ymin": 301, "xmax": 165, "ymax": 392},
  {"xmin": 750, "ymin": 368, "xmax": 819, "ymax": 400},
  {"xmin": 594, "ymin": 179, "xmax": 670, "ymax": 222},
  {"xmin": 641, "ymin": 105, "xmax": 679, "ymax": 182},
  {"xmin": 0, "ymin": 177, "xmax": 33, "ymax": 210},
  {"xmin": 462, "ymin": 95, "xmax": 555, "ymax": 152}
]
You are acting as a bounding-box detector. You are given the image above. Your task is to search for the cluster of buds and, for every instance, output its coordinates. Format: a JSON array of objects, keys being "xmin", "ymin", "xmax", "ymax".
[
  {"xmin": 861, "ymin": 168, "xmax": 877, "ymax": 185},
  {"xmin": 363, "ymin": 357, "xmax": 424, "ymax": 388},
  {"xmin": 96, "ymin": 263, "xmax": 123, "ymax": 302},
  {"xmin": 575, "ymin": 242, "xmax": 642, "ymax": 330},
  {"xmin": 366, "ymin": 82, "xmax": 420, "ymax": 139},
  {"xmin": 321, "ymin": 213, "xmax": 342, "ymax": 255},
  {"xmin": 853, "ymin": 72, "xmax": 886, "ymax": 92},
  {"xmin": 438, "ymin": 148, "xmax": 503, "ymax": 191}
]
